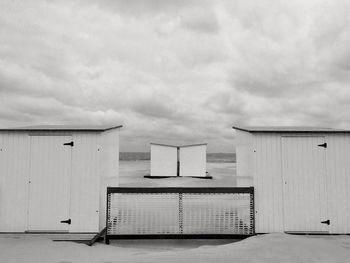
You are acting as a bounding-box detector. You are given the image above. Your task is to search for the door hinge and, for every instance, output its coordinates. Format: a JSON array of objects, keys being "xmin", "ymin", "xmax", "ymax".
[
  {"xmin": 318, "ymin": 143, "xmax": 327, "ymax": 148},
  {"xmin": 63, "ymin": 141, "xmax": 74, "ymax": 147},
  {"xmin": 60, "ymin": 219, "xmax": 71, "ymax": 224},
  {"xmin": 321, "ymin": 219, "xmax": 330, "ymax": 225}
]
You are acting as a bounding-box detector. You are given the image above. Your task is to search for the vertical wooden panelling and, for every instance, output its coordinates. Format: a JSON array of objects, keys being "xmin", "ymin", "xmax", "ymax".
[
  {"xmin": 281, "ymin": 136, "xmax": 328, "ymax": 232},
  {"xmin": 326, "ymin": 134, "xmax": 350, "ymax": 233},
  {"xmin": 0, "ymin": 129, "xmax": 120, "ymax": 233},
  {"xmin": 236, "ymin": 131, "xmax": 254, "ymax": 179},
  {"xmin": 253, "ymin": 133, "xmax": 284, "ymax": 233},
  {"xmin": 237, "ymin": 131, "xmax": 350, "ymax": 234},
  {"xmin": 69, "ymin": 133, "xmax": 100, "ymax": 232},
  {"xmin": 0, "ymin": 133, "xmax": 30, "ymax": 232},
  {"xmin": 28, "ymin": 136, "xmax": 72, "ymax": 231},
  {"xmin": 99, "ymin": 129, "xmax": 120, "ymax": 230}
]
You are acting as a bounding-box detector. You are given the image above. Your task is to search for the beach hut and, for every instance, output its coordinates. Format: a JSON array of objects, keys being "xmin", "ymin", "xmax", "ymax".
[
  {"xmin": 150, "ymin": 143, "xmax": 207, "ymax": 177},
  {"xmin": 0, "ymin": 124, "xmax": 122, "ymax": 233},
  {"xmin": 233, "ymin": 125, "xmax": 350, "ymax": 234}
]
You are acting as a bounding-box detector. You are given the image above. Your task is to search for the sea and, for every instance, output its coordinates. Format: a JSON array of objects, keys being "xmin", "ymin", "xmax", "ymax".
[
  {"xmin": 120, "ymin": 152, "xmax": 236, "ymax": 163},
  {"xmin": 119, "ymin": 152, "xmax": 252, "ymax": 187}
]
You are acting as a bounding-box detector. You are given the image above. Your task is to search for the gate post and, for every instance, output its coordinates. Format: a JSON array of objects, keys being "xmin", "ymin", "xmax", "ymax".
[
  {"xmin": 179, "ymin": 191, "xmax": 183, "ymax": 234},
  {"xmin": 105, "ymin": 188, "xmax": 110, "ymax": 244},
  {"xmin": 250, "ymin": 187, "xmax": 255, "ymax": 235}
]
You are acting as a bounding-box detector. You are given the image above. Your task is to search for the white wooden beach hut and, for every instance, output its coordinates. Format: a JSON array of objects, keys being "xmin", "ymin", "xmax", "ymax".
[
  {"xmin": 234, "ymin": 125, "xmax": 350, "ymax": 234},
  {"xmin": 179, "ymin": 144, "xmax": 207, "ymax": 177},
  {"xmin": 150, "ymin": 143, "xmax": 178, "ymax": 177},
  {"xmin": 0, "ymin": 124, "xmax": 122, "ymax": 233},
  {"xmin": 150, "ymin": 143, "xmax": 207, "ymax": 177}
]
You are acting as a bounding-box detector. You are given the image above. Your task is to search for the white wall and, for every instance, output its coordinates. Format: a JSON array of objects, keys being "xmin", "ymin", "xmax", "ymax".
[
  {"xmin": 235, "ymin": 130, "xmax": 254, "ymax": 186},
  {"xmin": 179, "ymin": 145, "xmax": 206, "ymax": 177},
  {"xmin": 150, "ymin": 144, "xmax": 177, "ymax": 177},
  {"xmin": 70, "ymin": 132, "xmax": 100, "ymax": 232},
  {"xmin": 252, "ymin": 133, "xmax": 284, "ymax": 233},
  {"xmin": 0, "ymin": 133, "xmax": 30, "ymax": 232},
  {"xmin": 324, "ymin": 133, "xmax": 350, "ymax": 233},
  {"xmin": 0, "ymin": 128, "xmax": 120, "ymax": 233},
  {"xmin": 236, "ymin": 131, "xmax": 350, "ymax": 234},
  {"xmin": 99, "ymin": 128, "xmax": 120, "ymax": 230}
]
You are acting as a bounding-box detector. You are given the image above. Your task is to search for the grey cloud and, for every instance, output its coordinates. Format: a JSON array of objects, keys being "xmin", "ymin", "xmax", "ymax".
[
  {"xmin": 180, "ymin": 7, "xmax": 219, "ymax": 34},
  {"xmin": 132, "ymin": 98, "xmax": 175, "ymax": 119},
  {"xmin": 78, "ymin": 0, "xmax": 197, "ymax": 16},
  {"xmin": 2, "ymin": 0, "xmax": 350, "ymax": 152}
]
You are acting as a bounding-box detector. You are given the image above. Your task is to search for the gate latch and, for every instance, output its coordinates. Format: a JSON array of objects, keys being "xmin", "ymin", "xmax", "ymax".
[
  {"xmin": 321, "ymin": 219, "xmax": 330, "ymax": 225},
  {"xmin": 63, "ymin": 141, "xmax": 74, "ymax": 147},
  {"xmin": 318, "ymin": 143, "xmax": 327, "ymax": 148},
  {"xmin": 60, "ymin": 219, "xmax": 71, "ymax": 224}
]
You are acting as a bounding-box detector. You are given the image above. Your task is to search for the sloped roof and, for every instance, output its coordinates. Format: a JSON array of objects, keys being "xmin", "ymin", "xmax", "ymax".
[
  {"xmin": 232, "ymin": 125, "xmax": 350, "ymax": 133},
  {"xmin": 0, "ymin": 124, "xmax": 123, "ymax": 132},
  {"xmin": 151, "ymin": 142, "xmax": 207, "ymax": 148}
]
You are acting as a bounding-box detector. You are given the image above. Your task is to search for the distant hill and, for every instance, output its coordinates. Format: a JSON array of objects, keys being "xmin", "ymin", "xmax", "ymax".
[{"xmin": 120, "ymin": 152, "xmax": 236, "ymax": 163}]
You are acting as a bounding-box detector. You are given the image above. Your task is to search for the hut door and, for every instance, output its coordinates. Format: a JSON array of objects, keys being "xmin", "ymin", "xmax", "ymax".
[
  {"xmin": 282, "ymin": 136, "xmax": 328, "ymax": 233},
  {"xmin": 27, "ymin": 136, "xmax": 72, "ymax": 231}
]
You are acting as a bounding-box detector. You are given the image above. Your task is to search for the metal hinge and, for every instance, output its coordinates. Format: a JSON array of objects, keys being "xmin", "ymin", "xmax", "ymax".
[
  {"xmin": 63, "ymin": 141, "xmax": 74, "ymax": 147},
  {"xmin": 321, "ymin": 219, "xmax": 330, "ymax": 225},
  {"xmin": 318, "ymin": 143, "xmax": 327, "ymax": 148},
  {"xmin": 60, "ymin": 219, "xmax": 71, "ymax": 224}
]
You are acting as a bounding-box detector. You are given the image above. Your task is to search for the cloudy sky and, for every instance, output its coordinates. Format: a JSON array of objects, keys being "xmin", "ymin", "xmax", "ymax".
[{"xmin": 1, "ymin": 0, "xmax": 350, "ymax": 152}]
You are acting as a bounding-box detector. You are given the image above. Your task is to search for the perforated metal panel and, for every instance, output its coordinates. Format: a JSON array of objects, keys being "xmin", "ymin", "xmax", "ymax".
[
  {"xmin": 107, "ymin": 193, "xmax": 179, "ymax": 235},
  {"xmin": 182, "ymin": 193, "xmax": 253, "ymax": 234},
  {"xmin": 106, "ymin": 187, "xmax": 254, "ymax": 239}
]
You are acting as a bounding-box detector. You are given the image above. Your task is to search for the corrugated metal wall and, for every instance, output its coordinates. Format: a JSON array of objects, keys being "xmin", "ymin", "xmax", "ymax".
[{"xmin": 236, "ymin": 131, "xmax": 350, "ymax": 233}]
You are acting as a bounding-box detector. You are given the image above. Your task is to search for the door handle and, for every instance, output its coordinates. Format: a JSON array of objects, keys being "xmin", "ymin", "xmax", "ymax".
[
  {"xmin": 321, "ymin": 219, "xmax": 330, "ymax": 225},
  {"xmin": 60, "ymin": 219, "xmax": 71, "ymax": 224},
  {"xmin": 63, "ymin": 141, "xmax": 74, "ymax": 147}
]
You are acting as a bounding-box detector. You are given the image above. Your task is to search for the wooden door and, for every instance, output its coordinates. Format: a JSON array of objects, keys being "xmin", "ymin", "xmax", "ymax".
[
  {"xmin": 27, "ymin": 136, "xmax": 72, "ymax": 231},
  {"xmin": 282, "ymin": 136, "xmax": 328, "ymax": 232}
]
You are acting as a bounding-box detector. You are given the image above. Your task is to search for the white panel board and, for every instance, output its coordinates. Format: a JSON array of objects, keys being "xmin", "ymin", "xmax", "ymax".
[
  {"xmin": 236, "ymin": 130, "xmax": 254, "ymax": 187},
  {"xmin": 179, "ymin": 145, "xmax": 206, "ymax": 177},
  {"xmin": 325, "ymin": 134, "xmax": 350, "ymax": 233},
  {"xmin": 0, "ymin": 133, "xmax": 30, "ymax": 232},
  {"xmin": 253, "ymin": 133, "xmax": 284, "ymax": 233},
  {"xmin": 236, "ymin": 129, "xmax": 350, "ymax": 234},
  {"xmin": 0, "ymin": 128, "xmax": 120, "ymax": 233},
  {"xmin": 235, "ymin": 130, "xmax": 253, "ymax": 178},
  {"xmin": 99, "ymin": 129, "xmax": 120, "ymax": 230},
  {"xmin": 151, "ymin": 144, "xmax": 177, "ymax": 177},
  {"xmin": 282, "ymin": 136, "xmax": 328, "ymax": 232},
  {"xmin": 69, "ymin": 133, "xmax": 100, "ymax": 232},
  {"xmin": 28, "ymin": 136, "xmax": 72, "ymax": 231}
]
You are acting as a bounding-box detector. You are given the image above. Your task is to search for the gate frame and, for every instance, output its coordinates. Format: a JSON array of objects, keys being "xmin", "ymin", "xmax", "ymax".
[{"xmin": 105, "ymin": 187, "xmax": 255, "ymax": 243}]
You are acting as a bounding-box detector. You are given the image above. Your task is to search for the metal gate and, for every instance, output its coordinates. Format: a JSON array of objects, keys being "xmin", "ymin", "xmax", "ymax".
[{"xmin": 105, "ymin": 187, "xmax": 254, "ymax": 241}]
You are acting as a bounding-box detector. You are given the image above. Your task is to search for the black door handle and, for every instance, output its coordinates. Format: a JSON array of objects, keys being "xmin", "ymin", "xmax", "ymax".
[
  {"xmin": 60, "ymin": 219, "xmax": 71, "ymax": 224},
  {"xmin": 321, "ymin": 219, "xmax": 330, "ymax": 225},
  {"xmin": 63, "ymin": 141, "xmax": 74, "ymax": 147}
]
